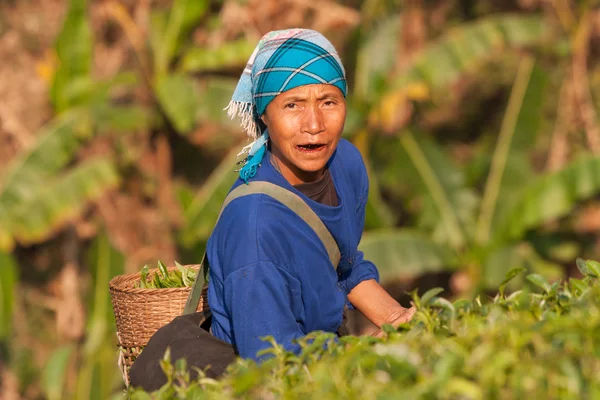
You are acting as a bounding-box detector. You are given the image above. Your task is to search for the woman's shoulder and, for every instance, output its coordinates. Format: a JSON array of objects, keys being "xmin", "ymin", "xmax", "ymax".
[
  {"xmin": 332, "ymin": 138, "xmax": 369, "ymax": 198},
  {"xmin": 213, "ymin": 186, "xmax": 299, "ymax": 239},
  {"xmin": 334, "ymin": 139, "xmax": 367, "ymax": 175}
]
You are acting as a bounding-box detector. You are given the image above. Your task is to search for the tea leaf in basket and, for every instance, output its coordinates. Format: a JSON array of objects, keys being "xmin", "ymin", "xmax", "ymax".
[
  {"xmin": 138, "ymin": 265, "xmax": 150, "ymax": 289},
  {"xmin": 168, "ymin": 270, "xmax": 184, "ymax": 287},
  {"xmin": 176, "ymin": 261, "xmax": 192, "ymax": 287},
  {"xmin": 158, "ymin": 260, "xmax": 169, "ymax": 279},
  {"xmin": 153, "ymin": 271, "xmax": 163, "ymax": 288}
]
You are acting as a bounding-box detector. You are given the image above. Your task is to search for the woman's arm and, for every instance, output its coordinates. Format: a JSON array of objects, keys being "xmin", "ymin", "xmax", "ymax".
[{"xmin": 347, "ymin": 279, "xmax": 416, "ymax": 336}]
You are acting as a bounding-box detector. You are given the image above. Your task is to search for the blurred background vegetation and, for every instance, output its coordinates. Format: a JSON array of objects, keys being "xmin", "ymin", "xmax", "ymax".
[{"xmin": 1, "ymin": 0, "xmax": 600, "ymax": 398}]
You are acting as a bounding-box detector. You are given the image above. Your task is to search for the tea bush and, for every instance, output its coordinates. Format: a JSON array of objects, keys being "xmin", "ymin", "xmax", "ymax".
[{"xmin": 127, "ymin": 259, "xmax": 600, "ymax": 400}]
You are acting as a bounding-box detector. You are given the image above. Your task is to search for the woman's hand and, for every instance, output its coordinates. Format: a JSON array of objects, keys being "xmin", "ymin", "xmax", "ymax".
[
  {"xmin": 369, "ymin": 304, "xmax": 416, "ymax": 338},
  {"xmin": 347, "ymin": 279, "xmax": 416, "ymax": 337}
]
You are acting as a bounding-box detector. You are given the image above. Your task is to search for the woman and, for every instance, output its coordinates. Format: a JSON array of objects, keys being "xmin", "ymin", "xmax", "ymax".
[{"xmin": 207, "ymin": 28, "xmax": 416, "ymax": 361}]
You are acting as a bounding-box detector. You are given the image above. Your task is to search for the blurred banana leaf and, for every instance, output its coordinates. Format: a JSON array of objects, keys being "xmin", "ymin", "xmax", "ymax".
[
  {"xmin": 354, "ymin": 15, "xmax": 400, "ymax": 100},
  {"xmin": 476, "ymin": 56, "xmax": 547, "ymax": 244},
  {"xmin": 11, "ymin": 158, "xmax": 120, "ymax": 246},
  {"xmin": 180, "ymin": 39, "xmax": 256, "ymax": 73},
  {"xmin": 155, "ymin": 73, "xmax": 201, "ymax": 134},
  {"xmin": 0, "ymin": 251, "xmax": 17, "ymax": 341},
  {"xmin": 151, "ymin": 0, "xmax": 209, "ymax": 75},
  {"xmin": 196, "ymin": 78, "xmax": 239, "ymax": 128},
  {"xmin": 394, "ymin": 14, "xmax": 546, "ymax": 91},
  {"xmin": 51, "ymin": 0, "xmax": 92, "ymax": 112},
  {"xmin": 359, "ymin": 229, "xmax": 456, "ymax": 281},
  {"xmin": 498, "ymin": 155, "xmax": 600, "ymax": 241},
  {"xmin": 0, "ymin": 113, "xmax": 84, "ymax": 251},
  {"xmin": 178, "ymin": 148, "xmax": 240, "ymax": 247},
  {"xmin": 371, "ymin": 14, "xmax": 547, "ymax": 127}
]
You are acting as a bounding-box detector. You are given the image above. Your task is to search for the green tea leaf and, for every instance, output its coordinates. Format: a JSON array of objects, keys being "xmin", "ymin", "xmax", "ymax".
[
  {"xmin": 158, "ymin": 260, "xmax": 169, "ymax": 279},
  {"xmin": 499, "ymin": 267, "xmax": 527, "ymax": 297},
  {"xmin": 526, "ymin": 273, "xmax": 551, "ymax": 293},
  {"xmin": 420, "ymin": 287, "xmax": 444, "ymax": 306},
  {"xmin": 577, "ymin": 258, "xmax": 600, "ymax": 278}
]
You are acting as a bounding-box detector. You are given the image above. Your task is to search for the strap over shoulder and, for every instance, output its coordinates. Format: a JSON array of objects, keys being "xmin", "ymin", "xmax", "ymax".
[{"xmin": 183, "ymin": 181, "xmax": 341, "ymax": 315}]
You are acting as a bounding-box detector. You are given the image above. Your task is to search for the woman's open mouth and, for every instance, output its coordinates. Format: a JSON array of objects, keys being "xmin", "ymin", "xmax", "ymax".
[{"xmin": 296, "ymin": 144, "xmax": 327, "ymax": 153}]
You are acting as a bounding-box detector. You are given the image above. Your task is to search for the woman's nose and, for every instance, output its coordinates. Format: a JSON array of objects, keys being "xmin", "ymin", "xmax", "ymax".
[{"xmin": 302, "ymin": 105, "xmax": 325, "ymax": 135}]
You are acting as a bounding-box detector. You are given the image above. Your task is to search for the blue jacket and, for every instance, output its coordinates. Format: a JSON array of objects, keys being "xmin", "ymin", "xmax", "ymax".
[{"xmin": 206, "ymin": 139, "xmax": 379, "ymax": 360}]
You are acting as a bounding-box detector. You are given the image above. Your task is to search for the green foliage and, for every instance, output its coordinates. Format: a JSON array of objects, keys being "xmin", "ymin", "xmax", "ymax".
[{"xmin": 129, "ymin": 264, "xmax": 600, "ymax": 399}]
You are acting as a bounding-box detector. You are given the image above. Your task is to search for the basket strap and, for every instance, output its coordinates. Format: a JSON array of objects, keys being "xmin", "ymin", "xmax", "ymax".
[{"xmin": 183, "ymin": 181, "xmax": 341, "ymax": 316}]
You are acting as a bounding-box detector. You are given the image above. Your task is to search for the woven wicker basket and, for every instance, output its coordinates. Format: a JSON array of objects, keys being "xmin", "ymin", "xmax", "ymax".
[{"xmin": 109, "ymin": 264, "xmax": 207, "ymax": 386}]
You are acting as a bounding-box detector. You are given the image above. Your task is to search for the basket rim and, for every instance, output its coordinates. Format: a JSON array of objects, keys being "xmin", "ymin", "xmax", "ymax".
[{"xmin": 109, "ymin": 263, "xmax": 201, "ymax": 294}]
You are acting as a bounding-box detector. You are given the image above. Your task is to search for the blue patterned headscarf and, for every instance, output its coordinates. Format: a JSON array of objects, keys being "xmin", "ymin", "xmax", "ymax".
[{"xmin": 226, "ymin": 29, "xmax": 348, "ymax": 183}]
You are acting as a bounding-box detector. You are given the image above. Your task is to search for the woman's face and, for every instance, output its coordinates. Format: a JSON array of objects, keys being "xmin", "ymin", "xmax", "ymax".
[{"xmin": 262, "ymin": 84, "xmax": 346, "ymax": 185}]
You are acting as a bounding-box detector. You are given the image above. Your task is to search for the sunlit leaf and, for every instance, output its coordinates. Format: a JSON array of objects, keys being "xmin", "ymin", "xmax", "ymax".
[
  {"xmin": 498, "ymin": 267, "xmax": 526, "ymax": 297},
  {"xmin": 526, "ymin": 273, "xmax": 551, "ymax": 293},
  {"xmin": 420, "ymin": 287, "xmax": 444, "ymax": 306}
]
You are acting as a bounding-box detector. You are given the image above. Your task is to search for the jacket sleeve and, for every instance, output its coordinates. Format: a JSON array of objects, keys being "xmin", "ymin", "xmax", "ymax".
[
  {"xmin": 337, "ymin": 161, "xmax": 380, "ymax": 308},
  {"xmin": 223, "ymin": 261, "xmax": 305, "ymax": 361}
]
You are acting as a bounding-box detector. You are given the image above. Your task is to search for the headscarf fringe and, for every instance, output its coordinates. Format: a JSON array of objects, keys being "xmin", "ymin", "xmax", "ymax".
[{"xmin": 224, "ymin": 101, "xmax": 259, "ymax": 140}]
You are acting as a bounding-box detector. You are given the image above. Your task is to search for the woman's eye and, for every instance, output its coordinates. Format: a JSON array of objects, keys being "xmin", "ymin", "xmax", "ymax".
[{"xmin": 285, "ymin": 103, "xmax": 297, "ymax": 109}]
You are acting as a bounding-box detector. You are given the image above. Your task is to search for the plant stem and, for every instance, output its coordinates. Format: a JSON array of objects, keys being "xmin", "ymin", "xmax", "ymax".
[
  {"xmin": 400, "ymin": 130, "xmax": 465, "ymax": 250},
  {"xmin": 475, "ymin": 55, "xmax": 535, "ymax": 245}
]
